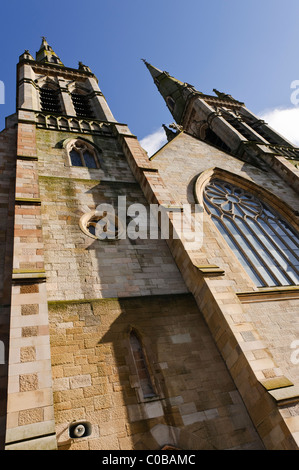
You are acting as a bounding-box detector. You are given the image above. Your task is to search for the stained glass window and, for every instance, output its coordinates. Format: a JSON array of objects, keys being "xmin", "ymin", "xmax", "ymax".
[{"xmin": 203, "ymin": 179, "xmax": 299, "ymax": 287}]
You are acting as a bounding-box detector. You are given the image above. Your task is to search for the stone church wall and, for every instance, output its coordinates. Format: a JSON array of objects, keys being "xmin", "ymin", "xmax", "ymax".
[
  {"xmin": 49, "ymin": 294, "xmax": 263, "ymax": 450},
  {"xmin": 243, "ymin": 299, "xmax": 299, "ymax": 384},
  {"xmin": 36, "ymin": 127, "xmax": 265, "ymax": 450},
  {"xmin": 36, "ymin": 128, "xmax": 187, "ymax": 300},
  {"xmin": 0, "ymin": 119, "xmax": 17, "ymax": 448},
  {"xmin": 147, "ymin": 131, "xmax": 299, "ymax": 448}
]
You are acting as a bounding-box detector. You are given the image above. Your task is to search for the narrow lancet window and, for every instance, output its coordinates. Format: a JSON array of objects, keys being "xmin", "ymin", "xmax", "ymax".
[
  {"xmin": 70, "ymin": 149, "xmax": 83, "ymax": 167},
  {"xmin": 203, "ymin": 179, "xmax": 299, "ymax": 287},
  {"xmin": 83, "ymin": 150, "xmax": 97, "ymax": 169},
  {"xmin": 130, "ymin": 331, "xmax": 156, "ymax": 399}
]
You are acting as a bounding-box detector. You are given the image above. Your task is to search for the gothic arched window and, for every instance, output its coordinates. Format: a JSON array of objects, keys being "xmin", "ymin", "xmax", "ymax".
[
  {"xmin": 68, "ymin": 139, "xmax": 99, "ymax": 169},
  {"xmin": 203, "ymin": 179, "xmax": 299, "ymax": 287},
  {"xmin": 129, "ymin": 330, "xmax": 156, "ymax": 400}
]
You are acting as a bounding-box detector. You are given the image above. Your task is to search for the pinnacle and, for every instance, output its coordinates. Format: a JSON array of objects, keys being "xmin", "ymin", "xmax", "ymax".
[{"xmin": 36, "ymin": 37, "xmax": 64, "ymax": 66}]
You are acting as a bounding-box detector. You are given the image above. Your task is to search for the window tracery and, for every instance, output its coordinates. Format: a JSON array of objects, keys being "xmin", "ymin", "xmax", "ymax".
[
  {"xmin": 68, "ymin": 139, "xmax": 99, "ymax": 169},
  {"xmin": 203, "ymin": 179, "xmax": 299, "ymax": 287},
  {"xmin": 79, "ymin": 208, "xmax": 125, "ymax": 241}
]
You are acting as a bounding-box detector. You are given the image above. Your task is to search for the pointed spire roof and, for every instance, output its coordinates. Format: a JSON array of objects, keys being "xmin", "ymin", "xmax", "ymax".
[
  {"xmin": 36, "ymin": 37, "xmax": 64, "ymax": 65},
  {"xmin": 142, "ymin": 60, "xmax": 165, "ymax": 81},
  {"xmin": 143, "ymin": 60, "xmax": 200, "ymax": 125}
]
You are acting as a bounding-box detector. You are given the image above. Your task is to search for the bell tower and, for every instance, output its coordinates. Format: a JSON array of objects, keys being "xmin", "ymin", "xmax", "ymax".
[
  {"xmin": 4, "ymin": 37, "xmax": 134, "ymax": 450},
  {"xmin": 17, "ymin": 37, "xmax": 117, "ymax": 123},
  {"xmin": 4, "ymin": 37, "xmax": 196, "ymax": 451}
]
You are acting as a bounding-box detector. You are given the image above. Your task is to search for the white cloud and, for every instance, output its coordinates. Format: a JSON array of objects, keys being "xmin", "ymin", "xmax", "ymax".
[
  {"xmin": 140, "ymin": 127, "xmax": 167, "ymax": 157},
  {"xmin": 259, "ymin": 107, "xmax": 299, "ymax": 146}
]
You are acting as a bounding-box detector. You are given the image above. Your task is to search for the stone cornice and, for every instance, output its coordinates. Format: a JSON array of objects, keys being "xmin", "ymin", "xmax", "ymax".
[{"xmin": 17, "ymin": 58, "xmax": 97, "ymax": 82}]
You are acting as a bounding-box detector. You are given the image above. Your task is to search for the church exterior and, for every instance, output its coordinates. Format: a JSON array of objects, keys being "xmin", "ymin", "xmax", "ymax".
[{"xmin": 0, "ymin": 38, "xmax": 299, "ymax": 450}]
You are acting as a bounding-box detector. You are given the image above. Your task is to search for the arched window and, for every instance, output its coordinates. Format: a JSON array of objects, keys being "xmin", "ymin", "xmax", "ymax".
[
  {"xmin": 203, "ymin": 179, "xmax": 299, "ymax": 287},
  {"xmin": 129, "ymin": 330, "xmax": 156, "ymax": 400},
  {"xmin": 68, "ymin": 139, "xmax": 99, "ymax": 169},
  {"xmin": 71, "ymin": 91, "xmax": 93, "ymax": 118},
  {"xmin": 40, "ymin": 85, "xmax": 61, "ymax": 113}
]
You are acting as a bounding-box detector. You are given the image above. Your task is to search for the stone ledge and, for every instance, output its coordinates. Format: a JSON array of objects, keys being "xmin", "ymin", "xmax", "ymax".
[
  {"xmin": 5, "ymin": 419, "xmax": 56, "ymax": 445},
  {"xmin": 12, "ymin": 269, "xmax": 46, "ymax": 282},
  {"xmin": 5, "ymin": 433, "xmax": 57, "ymax": 450},
  {"xmin": 260, "ymin": 376, "xmax": 294, "ymax": 391},
  {"xmin": 139, "ymin": 166, "xmax": 159, "ymax": 172},
  {"xmin": 47, "ymin": 292, "xmax": 191, "ymax": 307},
  {"xmin": 15, "ymin": 197, "xmax": 41, "ymax": 205},
  {"xmin": 17, "ymin": 155, "xmax": 38, "ymax": 161},
  {"xmin": 194, "ymin": 265, "xmax": 225, "ymax": 276},
  {"xmin": 114, "ymin": 124, "xmax": 136, "ymax": 138},
  {"xmin": 237, "ymin": 286, "xmax": 299, "ymax": 303},
  {"xmin": 268, "ymin": 385, "xmax": 299, "ymax": 405}
]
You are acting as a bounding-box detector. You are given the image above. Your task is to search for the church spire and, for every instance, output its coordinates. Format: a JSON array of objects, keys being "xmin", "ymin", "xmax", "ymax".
[
  {"xmin": 142, "ymin": 59, "xmax": 164, "ymax": 80},
  {"xmin": 36, "ymin": 37, "xmax": 64, "ymax": 65},
  {"xmin": 143, "ymin": 60, "xmax": 200, "ymax": 125}
]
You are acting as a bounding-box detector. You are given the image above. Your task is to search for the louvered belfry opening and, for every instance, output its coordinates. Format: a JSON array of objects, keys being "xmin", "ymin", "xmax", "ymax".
[
  {"xmin": 40, "ymin": 87, "xmax": 61, "ymax": 113},
  {"xmin": 71, "ymin": 92, "xmax": 93, "ymax": 118}
]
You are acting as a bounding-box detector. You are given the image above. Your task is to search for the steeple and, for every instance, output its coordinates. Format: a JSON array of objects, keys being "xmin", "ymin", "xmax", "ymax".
[
  {"xmin": 36, "ymin": 37, "xmax": 64, "ymax": 66},
  {"xmin": 143, "ymin": 60, "xmax": 200, "ymax": 125}
]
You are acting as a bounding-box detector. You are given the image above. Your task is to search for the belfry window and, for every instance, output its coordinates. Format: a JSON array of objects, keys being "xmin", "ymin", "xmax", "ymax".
[
  {"xmin": 204, "ymin": 128, "xmax": 231, "ymax": 152},
  {"xmin": 40, "ymin": 86, "xmax": 61, "ymax": 113},
  {"xmin": 203, "ymin": 179, "xmax": 299, "ymax": 287},
  {"xmin": 129, "ymin": 331, "xmax": 156, "ymax": 399},
  {"xmin": 71, "ymin": 92, "xmax": 93, "ymax": 118},
  {"xmin": 166, "ymin": 96, "xmax": 175, "ymax": 112},
  {"xmin": 68, "ymin": 140, "xmax": 99, "ymax": 169}
]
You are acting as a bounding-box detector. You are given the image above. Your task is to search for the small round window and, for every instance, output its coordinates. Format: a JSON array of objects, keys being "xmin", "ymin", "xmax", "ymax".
[{"xmin": 79, "ymin": 209, "xmax": 125, "ymax": 241}]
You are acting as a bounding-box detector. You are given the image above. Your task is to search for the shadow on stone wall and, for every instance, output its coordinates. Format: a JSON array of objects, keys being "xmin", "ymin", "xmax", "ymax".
[{"xmin": 98, "ymin": 294, "xmax": 263, "ymax": 450}]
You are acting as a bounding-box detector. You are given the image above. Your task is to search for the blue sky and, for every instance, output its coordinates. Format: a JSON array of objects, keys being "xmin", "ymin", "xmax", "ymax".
[{"xmin": 1, "ymin": 0, "xmax": 299, "ymax": 153}]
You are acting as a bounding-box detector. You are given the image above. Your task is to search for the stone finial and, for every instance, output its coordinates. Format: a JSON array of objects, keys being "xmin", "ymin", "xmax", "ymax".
[
  {"xmin": 213, "ymin": 88, "xmax": 234, "ymax": 100},
  {"xmin": 78, "ymin": 61, "xmax": 92, "ymax": 73}
]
